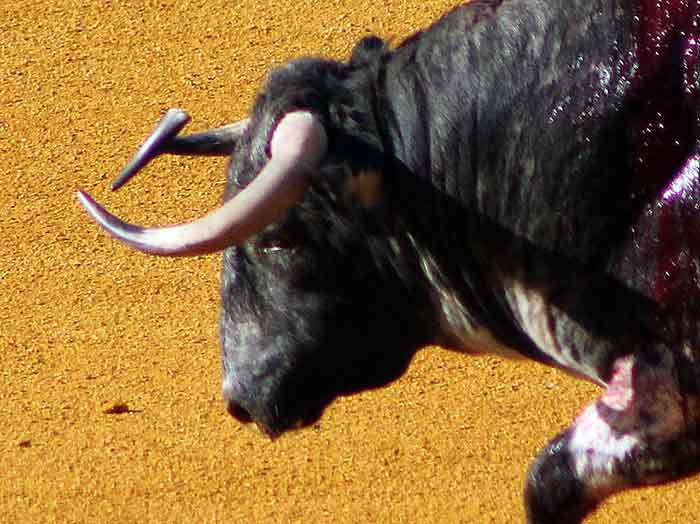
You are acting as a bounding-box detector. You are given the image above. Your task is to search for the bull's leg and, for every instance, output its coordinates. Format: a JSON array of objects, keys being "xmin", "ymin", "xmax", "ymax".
[{"xmin": 524, "ymin": 350, "xmax": 700, "ymax": 524}]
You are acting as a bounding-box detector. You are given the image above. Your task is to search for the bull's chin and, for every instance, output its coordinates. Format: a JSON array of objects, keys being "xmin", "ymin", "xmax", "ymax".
[
  {"xmin": 254, "ymin": 418, "xmax": 307, "ymax": 440},
  {"xmin": 255, "ymin": 422, "xmax": 284, "ymax": 440},
  {"xmin": 270, "ymin": 411, "xmax": 325, "ymax": 439},
  {"xmin": 236, "ymin": 403, "xmax": 327, "ymax": 440}
]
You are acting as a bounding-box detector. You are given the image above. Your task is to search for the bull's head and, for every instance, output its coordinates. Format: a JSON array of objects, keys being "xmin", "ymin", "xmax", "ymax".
[{"xmin": 78, "ymin": 50, "xmax": 435, "ymax": 437}]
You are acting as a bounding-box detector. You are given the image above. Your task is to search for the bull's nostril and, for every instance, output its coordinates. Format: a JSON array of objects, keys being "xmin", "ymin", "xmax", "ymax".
[{"xmin": 226, "ymin": 400, "xmax": 253, "ymax": 424}]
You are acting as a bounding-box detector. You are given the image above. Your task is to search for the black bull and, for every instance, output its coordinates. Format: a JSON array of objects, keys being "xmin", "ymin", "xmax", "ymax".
[{"xmin": 78, "ymin": 1, "xmax": 700, "ymax": 522}]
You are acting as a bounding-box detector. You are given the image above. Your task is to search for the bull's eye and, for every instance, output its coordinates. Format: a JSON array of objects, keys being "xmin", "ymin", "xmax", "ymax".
[
  {"xmin": 254, "ymin": 237, "xmax": 292, "ymax": 256},
  {"xmin": 254, "ymin": 219, "xmax": 306, "ymax": 257}
]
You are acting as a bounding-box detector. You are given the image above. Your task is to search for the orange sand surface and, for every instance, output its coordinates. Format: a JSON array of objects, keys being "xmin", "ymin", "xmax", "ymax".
[{"xmin": 2, "ymin": 0, "xmax": 699, "ymax": 522}]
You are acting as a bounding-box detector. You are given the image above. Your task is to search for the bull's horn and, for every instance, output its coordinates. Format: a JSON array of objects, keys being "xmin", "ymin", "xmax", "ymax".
[
  {"xmin": 112, "ymin": 109, "xmax": 250, "ymax": 191},
  {"xmin": 77, "ymin": 111, "xmax": 327, "ymax": 256},
  {"xmin": 160, "ymin": 119, "xmax": 249, "ymax": 156}
]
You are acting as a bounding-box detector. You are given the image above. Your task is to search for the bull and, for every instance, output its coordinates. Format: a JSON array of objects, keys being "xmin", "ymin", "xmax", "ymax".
[{"xmin": 77, "ymin": 0, "xmax": 700, "ymax": 522}]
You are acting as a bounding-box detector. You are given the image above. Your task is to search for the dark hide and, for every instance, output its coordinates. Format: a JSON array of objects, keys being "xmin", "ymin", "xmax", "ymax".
[{"xmin": 100, "ymin": 0, "xmax": 700, "ymax": 522}]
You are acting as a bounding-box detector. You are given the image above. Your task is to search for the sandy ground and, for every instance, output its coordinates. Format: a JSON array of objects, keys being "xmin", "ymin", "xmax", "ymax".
[{"xmin": 2, "ymin": 0, "xmax": 699, "ymax": 522}]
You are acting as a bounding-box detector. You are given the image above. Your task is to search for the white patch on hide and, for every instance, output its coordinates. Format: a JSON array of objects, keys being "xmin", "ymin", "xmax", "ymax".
[
  {"xmin": 413, "ymin": 237, "xmax": 523, "ymax": 358},
  {"xmin": 504, "ymin": 280, "xmax": 606, "ymax": 384},
  {"xmin": 568, "ymin": 354, "xmax": 688, "ymax": 497},
  {"xmin": 569, "ymin": 401, "xmax": 640, "ymax": 498}
]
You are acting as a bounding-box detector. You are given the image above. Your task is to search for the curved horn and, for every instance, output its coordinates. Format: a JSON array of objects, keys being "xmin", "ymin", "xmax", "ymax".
[
  {"xmin": 77, "ymin": 111, "xmax": 327, "ymax": 256},
  {"xmin": 112, "ymin": 109, "xmax": 250, "ymax": 191}
]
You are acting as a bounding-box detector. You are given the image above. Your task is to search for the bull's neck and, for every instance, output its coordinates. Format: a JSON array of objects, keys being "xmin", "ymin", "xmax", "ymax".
[
  {"xmin": 377, "ymin": 0, "xmax": 639, "ymax": 259},
  {"xmin": 372, "ymin": 0, "xmax": 637, "ymax": 356}
]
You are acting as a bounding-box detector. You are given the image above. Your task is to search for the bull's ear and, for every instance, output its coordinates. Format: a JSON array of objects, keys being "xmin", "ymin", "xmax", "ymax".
[
  {"xmin": 343, "ymin": 169, "xmax": 384, "ymax": 210},
  {"xmin": 350, "ymin": 36, "xmax": 388, "ymax": 68}
]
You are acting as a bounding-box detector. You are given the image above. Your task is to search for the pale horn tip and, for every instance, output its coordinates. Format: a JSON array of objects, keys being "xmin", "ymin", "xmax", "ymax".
[
  {"xmin": 75, "ymin": 189, "xmax": 129, "ymax": 235},
  {"xmin": 75, "ymin": 189, "xmax": 109, "ymax": 227}
]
